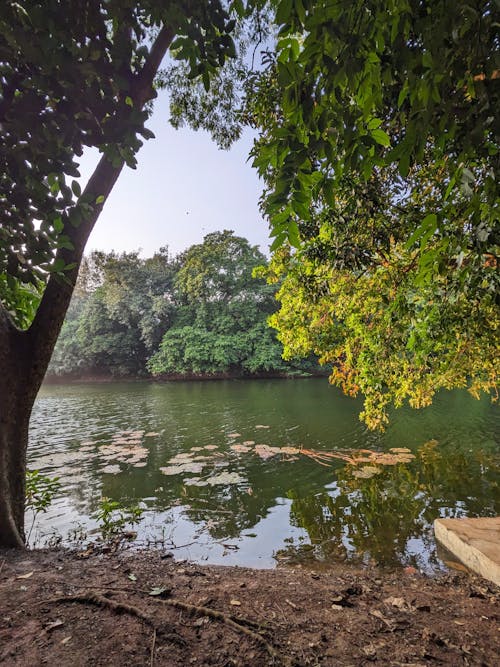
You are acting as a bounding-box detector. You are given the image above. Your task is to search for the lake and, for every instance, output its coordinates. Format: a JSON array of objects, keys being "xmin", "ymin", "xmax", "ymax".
[{"xmin": 28, "ymin": 379, "xmax": 499, "ymax": 573}]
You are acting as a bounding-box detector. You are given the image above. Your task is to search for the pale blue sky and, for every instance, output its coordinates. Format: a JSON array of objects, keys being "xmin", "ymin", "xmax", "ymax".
[{"xmin": 79, "ymin": 89, "xmax": 271, "ymax": 258}]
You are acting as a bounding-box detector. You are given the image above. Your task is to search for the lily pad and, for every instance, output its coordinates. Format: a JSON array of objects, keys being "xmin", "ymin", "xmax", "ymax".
[
  {"xmin": 254, "ymin": 444, "xmax": 281, "ymax": 460},
  {"xmin": 159, "ymin": 462, "xmax": 205, "ymax": 476},
  {"xmin": 101, "ymin": 464, "xmax": 121, "ymax": 474},
  {"xmin": 183, "ymin": 477, "xmax": 209, "ymax": 487},
  {"xmin": 230, "ymin": 444, "xmax": 252, "ymax": 453},
  {"xmin": 205, "ymin": 472, "xmax": 244, "ymax": 486}
]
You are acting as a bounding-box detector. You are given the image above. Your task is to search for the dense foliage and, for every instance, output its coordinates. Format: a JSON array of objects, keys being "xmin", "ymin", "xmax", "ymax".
[
  {"xmin": 49, "ymin": 248, "xmax": 176, "ymax": 376},
  {"xmin": 49, "ymin": 232, "xmax": 320, "ymax": 378},
  {"xmin": 252, "ymin": 0, "xmax": 499, "ymax": 427}
]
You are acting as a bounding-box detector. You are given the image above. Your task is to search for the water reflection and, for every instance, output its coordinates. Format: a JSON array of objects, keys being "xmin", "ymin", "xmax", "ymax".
[
  {"xmin": 28, "ymin": 380, "xmax": 499, "ymax": 572},
  {"xmin": 284, "ymin": 440, "xmax": 499, "ymax": 571}
]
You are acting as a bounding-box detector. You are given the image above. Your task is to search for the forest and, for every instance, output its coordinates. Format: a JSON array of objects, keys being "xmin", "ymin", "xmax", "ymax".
[{"xmin": 48, "ymin": 230, "xmax": 321, "ymax": 379}]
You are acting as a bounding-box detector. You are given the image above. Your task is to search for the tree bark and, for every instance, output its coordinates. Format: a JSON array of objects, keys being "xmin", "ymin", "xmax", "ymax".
[{"xmin": 0, "ymin": 24, "xmax": 175, "ymax": 548}]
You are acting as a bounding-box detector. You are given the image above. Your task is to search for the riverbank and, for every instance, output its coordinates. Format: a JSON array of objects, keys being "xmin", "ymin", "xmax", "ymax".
[
  {"xmin": 1, "ymin": 548, "xmax": 498, "ymax": 666},
  {"xmin": 42, "ymin": 370, "xmax": 329, "ymax": 384}
]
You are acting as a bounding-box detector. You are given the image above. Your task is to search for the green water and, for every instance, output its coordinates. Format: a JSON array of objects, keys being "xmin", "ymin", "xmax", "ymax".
[{"xmin": 28, "ymin": 379, "xmax": 499, "ymax": 572}]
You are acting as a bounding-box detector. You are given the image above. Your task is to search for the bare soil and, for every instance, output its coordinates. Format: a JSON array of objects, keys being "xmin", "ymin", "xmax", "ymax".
[{"xmin": 0, "ymin": 548, "xmax": 498, "ymax": 666}]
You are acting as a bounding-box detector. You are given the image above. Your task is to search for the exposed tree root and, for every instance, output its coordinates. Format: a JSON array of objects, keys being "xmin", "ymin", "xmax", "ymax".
[
  {"xmin": 158, "ymin": 597, "xmax": 285, "ymax": 665},
  {"xmin": 48, "ymin": 592, "xmax": 185, "ymax": 646},
  {"xmin": 48, "ymin": 589, "xmax": 287, "ymax": 665}
]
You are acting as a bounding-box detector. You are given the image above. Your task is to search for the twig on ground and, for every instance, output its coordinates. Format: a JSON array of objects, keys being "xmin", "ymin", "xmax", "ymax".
[
  {"xmin": 150, "ymin": 628, "xmax": 156, "ymax": 667},
  {"xmin": 0, "ymin": 560, "xmax": 5, "ymax": 575}
]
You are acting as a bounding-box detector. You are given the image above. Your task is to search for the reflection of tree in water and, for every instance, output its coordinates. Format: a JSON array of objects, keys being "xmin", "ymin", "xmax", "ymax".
[{"xmin": 283, "ymin": 440, "xmax": 499, "ymax": 568}]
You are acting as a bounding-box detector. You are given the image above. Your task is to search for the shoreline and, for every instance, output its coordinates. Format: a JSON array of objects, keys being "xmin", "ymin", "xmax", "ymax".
[
  {"xmin": 42, "ymin": 371, "xmax": 329, "ymax": 385},
  {"xmin": 1, "ymin": 547, "xmax": 498, "ymax": 666}
]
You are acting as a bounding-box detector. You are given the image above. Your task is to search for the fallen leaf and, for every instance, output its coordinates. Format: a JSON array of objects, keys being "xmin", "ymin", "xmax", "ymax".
[
  {"xmin": 384, "ymin": 596, "xmax": 406, "ymax": 610},
  {"xmin": 45, "ymin": 619, "xmax": 64, "ymax": 633},
  {"xmin": 230, "ymin": 599, "xmax": 241, "ymax": 606},
  {"xmin": 128, "ymin": 573, "xmax": 137, "ymax": 581},
  {"xmin": 16, "ymin": 571, "xmax": 33, "ymax": 579},
  {"xmin": 149, "ymin": 586, "xmax": 171, "ymax": 598},
  {"xmin": 61, "ymin": 636, "xmax": 72, "ymax": 645}
]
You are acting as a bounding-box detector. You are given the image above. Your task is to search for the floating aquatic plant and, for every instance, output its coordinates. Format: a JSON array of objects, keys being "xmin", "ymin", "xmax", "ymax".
[
  {"xmin": 101, "ymin": 464, "xmax": 121, "ymax": 475},
  {"xmin": 204, "ymin": 472, "xmax": 244, "ymax": 485},
  {"xmin": 230, "ymin": 444, "xmax": 252, "ymax": 453},
  {"xmin": 159, "ymin": 461, "xmax": 206, "ymax": 475}
]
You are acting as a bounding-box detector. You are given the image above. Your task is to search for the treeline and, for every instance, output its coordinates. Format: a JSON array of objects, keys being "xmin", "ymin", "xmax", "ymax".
[{"xmin": 48, "ymin": 231, "xmax": 321, "ymax": 380}]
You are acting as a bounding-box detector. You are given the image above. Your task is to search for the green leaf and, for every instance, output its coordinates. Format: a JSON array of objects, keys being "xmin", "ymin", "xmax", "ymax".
[
  {"xmin": 371, "ymin": 128, "xmax": 390, "ymax": 147},
  {"xmin": 53, "ymin": 216, "xmax": 64, "ymax": 233},
  {"xmin": 95, "ymin": 195, "xmax": 105, "ymax": 205},
  {"xmin": 405, "ymin": 214, "xmax": 438, "ymax": 249},
  {"xmin": 71, "ymin": 180, "xmax": 82, "ymax": 198},
  {"xmin": 149, "ymin": 586, "xmax": 169, "ymax": 597},
  {"xmin": 276, "ymin": 0, "xmax": 293, "ymax": 25},
  {"xmin": 367, "ymin": 118, "xmax": 383, "ymax": 130}
]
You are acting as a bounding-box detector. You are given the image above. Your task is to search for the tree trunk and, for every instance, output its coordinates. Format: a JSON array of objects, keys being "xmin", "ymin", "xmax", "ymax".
[
  {"xmin": 0, "ymin": 319, "xmax": 36, "ymax": 547},
  {"xmin": 0, "ymin": 24, "xmax": 175, "ymax": 549}
]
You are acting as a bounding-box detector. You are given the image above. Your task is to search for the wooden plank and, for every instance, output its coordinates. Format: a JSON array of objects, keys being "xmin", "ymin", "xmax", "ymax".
[{"xmin": 434, "ymin": 517, "xmax": 500, "ymax": 586}]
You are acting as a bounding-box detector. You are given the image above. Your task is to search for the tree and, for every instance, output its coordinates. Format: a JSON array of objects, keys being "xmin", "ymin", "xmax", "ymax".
[
  {"xmin": 49, "ymin": 249, "xmax": 176, "ymax": 377},
  {"xmin": 0, "ymin": 0, "xmax": 257, "ymax": 547},
  {"xmin": 249, "ymin": 1, "xmax": 499, "ymax": 427},
  {"xmin": 148, "ymin": 230, "xmax": 293, "ymax": 375}
]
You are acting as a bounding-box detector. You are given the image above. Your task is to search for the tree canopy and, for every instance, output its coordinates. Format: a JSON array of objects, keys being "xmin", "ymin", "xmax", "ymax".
[
  {"xmin": 256, "ymin": 0, "xmax": 500, "ymax": 427},
  {"xmin": 50, "ymin": 233, "xmax": 321, "ymax": 378}
]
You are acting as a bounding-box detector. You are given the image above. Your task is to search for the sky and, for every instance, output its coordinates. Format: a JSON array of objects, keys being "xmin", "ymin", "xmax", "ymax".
[{"xmin": 78, "ymin": 88, "xmax": 271, "ymax": 259}]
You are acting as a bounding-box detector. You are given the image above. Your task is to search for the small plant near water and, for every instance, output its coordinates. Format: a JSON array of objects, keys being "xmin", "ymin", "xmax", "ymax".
[
  {"xmin": 25, "ymin": 469, "xmax": 61, "ymax": 543},
  {"xmin": 94, "ymin": 497, "xmax": 144, "ymax": 541}
]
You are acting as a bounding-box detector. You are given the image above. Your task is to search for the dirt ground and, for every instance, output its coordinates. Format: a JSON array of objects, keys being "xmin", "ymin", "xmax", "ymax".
[{"xmin": 0, "ymin": 548, "xmax": 498, "ymax": 666}]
